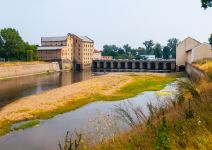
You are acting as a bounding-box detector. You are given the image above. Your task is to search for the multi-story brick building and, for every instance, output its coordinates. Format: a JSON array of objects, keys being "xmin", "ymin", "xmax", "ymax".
[
  {"xmin": 38, "ymin": 33, "xmax": 94, "ymax": 70},
  {"xmin": 72, "ymin": 35, "xmax": 94, "ymax": 69}
]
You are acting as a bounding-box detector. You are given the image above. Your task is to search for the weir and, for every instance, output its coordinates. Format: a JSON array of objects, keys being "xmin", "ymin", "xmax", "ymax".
[{"xmin": 92, "ymin": 59, "xmax": 176, "ymax": 72}]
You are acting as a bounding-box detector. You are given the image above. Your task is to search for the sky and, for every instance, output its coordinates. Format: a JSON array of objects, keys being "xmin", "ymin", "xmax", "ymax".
[{"xmin": 0, "ymin": 0, "xmax": 211, "ymax": 49}]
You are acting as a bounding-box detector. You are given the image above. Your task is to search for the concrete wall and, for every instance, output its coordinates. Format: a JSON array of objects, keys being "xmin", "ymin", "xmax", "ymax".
[
  {"xmin": 187, "ymin": 51, "xmax": 192, "ymax": 64},
  {"xmin": 185, "ymin": 63, "xmax": 206, "ymax": 81},
  {"xmin": 0, "ymin": 62, "xmax": 60, "ymax": 79},
  {"xmin": 176, "ymin": 37, "xmax": 200, "ymax": 67},
  {"xmin": 193, "ymin": 43, "xmax": 212, "ymax": 62}
]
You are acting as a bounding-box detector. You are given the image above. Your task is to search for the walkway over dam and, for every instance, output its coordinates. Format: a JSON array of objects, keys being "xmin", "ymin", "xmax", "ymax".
[{"xmin": 92, "ymin": 59, "xmax": 176, "ymax": 72}]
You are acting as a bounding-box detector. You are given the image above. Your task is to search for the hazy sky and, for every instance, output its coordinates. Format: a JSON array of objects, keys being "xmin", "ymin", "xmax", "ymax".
[{"xmin": 0, "ymin": 0, "xmax": 211, "ymax": 49}]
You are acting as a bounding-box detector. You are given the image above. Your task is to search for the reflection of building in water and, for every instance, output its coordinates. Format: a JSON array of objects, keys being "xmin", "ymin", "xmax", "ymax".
[
  {"xmin": 0, "ymin": 71, "xmax": 93, "ymax": 108},
  {"xmin": 38, "ymin": 33, "xmax": 94, "ymax": 70},
  {"xmin": 73, "ymin": 70, "xmax": 93, "ymax": 82}
]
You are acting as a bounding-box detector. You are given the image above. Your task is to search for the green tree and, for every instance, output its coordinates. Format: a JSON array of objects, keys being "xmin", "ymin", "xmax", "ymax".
[
  {"xmin": 123, "ymin": 44, "xmax": 132, "ymax": 57},
  {"xmin": 102, "ymin": 45, "xmax": 118, "ymax": 58},
  {"xmin": 24, "ymin": 42, "xmax": 38, "ymax": 60},
  {"xmin": 137, "ymin": 47, "xmax": 146, "ymax": 55},
  {"xmin": 143, "ymin": 40, "xmax": 154, "ymax": 55},
  {"xmin": 201, "ymin": 0, "xmax": 212, "ymax": 9},
  {"xmin": 0, "ymin": 28, "xmax": 38, "ymax": 61},
  {"xmin": 0, "ymin": 28, "xmax": 25, "ymax": 60},
  {"xmin": 167, "ymin": 38, "xmax": 179, "ymax": 59},
  {"xmin": 153, "ymin": 43, "xmax": 162, "ymax": 58},
  {"xmin": 163, "ymin": 46, "xmax": 171, "ymax": 59},
  {"xmin": 209, "ymin": 34, "xmax": 212, "ymax": 47},
  {"xmin": 0, "ymin": 35, "xmax": 4, "ymax": 58}
]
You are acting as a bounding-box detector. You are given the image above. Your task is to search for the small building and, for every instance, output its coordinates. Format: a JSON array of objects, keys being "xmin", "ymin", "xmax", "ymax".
[
  {"xmin": 101, "ymin": 56, "xmax": 113, "ymax": 60},
  {"xmin": 93, "ymin": 49, "xmax": 102, "ymax": 60},
  {"xmin": 140, "ymin": 55, "xmax": 156, "ymax": 60},
  {"xmin": 176, "ymin": 37, "xmax": 212, "ymax": 71}
]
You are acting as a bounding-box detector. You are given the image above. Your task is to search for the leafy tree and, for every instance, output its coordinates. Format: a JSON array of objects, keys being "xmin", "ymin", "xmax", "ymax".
[
  {"xmin": 201, "ymin": 0, "xmax": 212, "ymax": 9},
  {"xmin": 24, "ymin": 42, "xmax": 38, "ymax": 60},
  {"xmin": 117, "ymin": 47, "xmax": 125, "ymax": 55},
  {"xmin": 209, "ymin": 34, "xmax": 212, "ymax": 47},
  {"xmin": 153, "ymin": 43, "xmax": 162, "ymax": 58},
  {"xmin": 0, "ymin": 28, "xmax": 37, "ymax": 61},
  {"xmin": 162, "ymin": 46, "xmax": 171, "ymax": 59},
  {"xmin": 0, "ymin": 28, "xmax": 25, "ymax": 60},
  {"xmin": 167, "ymin": 38, "xmax": 179, "ymax": 59},
  {"xmin": 102, "ymin": 45, "xmax": 118, "ymax": 58},
  {"xmin": 143, "ymin": 40, "xmax": 154, "ymax": 55},
  {"xmin": 123, "ymin": 44, "xmax": 132, "ymax": 56},
  {"xmin": 137, "ymin": 47, "xmax": 146, "ymax": 55}
]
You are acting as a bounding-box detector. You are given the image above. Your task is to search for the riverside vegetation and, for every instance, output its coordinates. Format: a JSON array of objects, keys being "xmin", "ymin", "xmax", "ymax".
[
  {"xmin": 0, "ymin": 73, "xmax": 180, "ymax": 136},
  {"xmin": 58, "ymin": 64, "xmax": 212, "ymax": 150}
]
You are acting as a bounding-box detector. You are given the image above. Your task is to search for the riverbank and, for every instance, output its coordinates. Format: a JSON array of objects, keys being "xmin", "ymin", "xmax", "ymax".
[
  {"xmin": 86, "ymin": 71, "xmax": 212, "ymax": 149},
  {"xmin": 0, "ymin": 61, "xmax": 46, "ymax": 66},
  {"xmin": 0, "ymin": 72, "xmax": 181, "ymax": 136}
]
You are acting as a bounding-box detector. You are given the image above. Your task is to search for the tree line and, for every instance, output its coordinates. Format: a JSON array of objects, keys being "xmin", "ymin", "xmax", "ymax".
[
  {"xmin": 102, "ymin": 38, "xmax": 179, "ymax": 60},
  {"xmin": 0, "ymin": 28, "xmax": 37, "ymax": 61}
]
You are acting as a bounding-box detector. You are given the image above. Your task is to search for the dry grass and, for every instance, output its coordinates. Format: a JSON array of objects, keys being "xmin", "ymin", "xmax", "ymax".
[
  {"xmin": 194, "ymin": 59, "xmax": 212, "ymax": 80},
  {"xmin": 0, "ymin": 72, "xmax": 179, "ymax": 136},
  {"xmin": 84, "ymin": 75, "xmax": 212, "ymax": 150},
  {"xmin": 0, "ymin": 61, "xmax": 46, "ymax": 67}
]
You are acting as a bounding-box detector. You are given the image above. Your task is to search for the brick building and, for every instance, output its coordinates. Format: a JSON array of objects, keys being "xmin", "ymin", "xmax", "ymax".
[{"xmin": 38, "ymin": 33, "xmax": 94, "ymax": 70}]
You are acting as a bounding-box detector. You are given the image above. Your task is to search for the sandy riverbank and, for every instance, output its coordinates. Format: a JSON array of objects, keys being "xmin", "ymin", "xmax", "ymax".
[{"xmin": 0, "ymin": 72, "xmax": 180, "ymax": 135}]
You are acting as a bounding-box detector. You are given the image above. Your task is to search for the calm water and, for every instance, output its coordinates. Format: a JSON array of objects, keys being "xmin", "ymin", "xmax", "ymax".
[
  {"xmin": 0, "ymin": 82, "xmax": 177, "ymax": 150},
  {"xmin": 0, "ymin": 70, "xmax": 94, "ymax": 108}
]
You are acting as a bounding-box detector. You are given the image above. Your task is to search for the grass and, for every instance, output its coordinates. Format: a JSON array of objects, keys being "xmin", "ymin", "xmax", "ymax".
[
  {"xmin": 193, "ymin": 59, "xmax": 212, "ymax": 80},
  {"xmin": 13, "ymin": 120, "xmax": 40, "ymax": 130},
  {"xmin": 0, "ymin": 73, "xmax": 182, "ymax": 136},
  {"xmin": 31, "ymin": 74, "xmax": 178, "ymax": 119},
  {"xmin": 80, "ymin": 74, "xmax": 212, "ymax": 149},
  {"xmin": 0, "ymin": 61, "xmax": 45, "ymax": 66}
]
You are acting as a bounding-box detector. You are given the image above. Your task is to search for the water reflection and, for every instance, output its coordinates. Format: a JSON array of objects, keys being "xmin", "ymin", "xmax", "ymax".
[
  {"xmin": 0, "ymin": 70, "xmax": 94, "ymax": 108},
  {"xmin": 0, "ymin": 82, "xmax": 177, "ymax": 150}
]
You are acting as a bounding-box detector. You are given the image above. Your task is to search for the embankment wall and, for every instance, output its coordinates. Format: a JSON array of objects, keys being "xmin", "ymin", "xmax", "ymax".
[
  {"xmin": 0, "ymin": 62, "xmax": 60, "ymax": 79},
  {"xmin": 185, "ymin": 62, "xmax": 207, "ymax": 80}
]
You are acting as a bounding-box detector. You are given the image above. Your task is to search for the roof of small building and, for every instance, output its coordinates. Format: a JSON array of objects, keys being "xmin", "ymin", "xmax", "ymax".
[
  {"xmin": 37, "ymin": 46, "xmax": 64, "ymax": 50},
  {"xmin": 186, "ymin": 42, "xmax": 211, "ymax": 52},
  {"xmin": 178, "ymin": 37, "xmax": 201, "ymax": 45},
  {"xmin": 93, "ymin": 49, "xmax": 101, "ymax": 53},
  {"xmin": 41, "ymin": 36, "xmax": 67, "ymax": 42}
]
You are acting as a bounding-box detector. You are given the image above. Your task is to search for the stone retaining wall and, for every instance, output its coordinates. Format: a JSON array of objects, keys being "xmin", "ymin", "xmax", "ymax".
[
  {"xmin": 185, "ymin": 63, "xmax": 207, "ymax": 80},
  {"xmin": 0, "ymin": 62, "xmax": 60, "ymax": 79}
]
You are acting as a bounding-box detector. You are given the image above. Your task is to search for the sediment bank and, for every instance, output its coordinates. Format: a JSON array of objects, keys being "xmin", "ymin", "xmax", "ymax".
[{"xmin": 0, "ymin": 72, "xmax": 180, "ymax": 136}]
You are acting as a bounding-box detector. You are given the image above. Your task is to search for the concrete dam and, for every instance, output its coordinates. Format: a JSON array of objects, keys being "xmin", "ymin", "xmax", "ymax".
[{"xmin": 92, "ymin": 59, "xmax": 176, "ymax": 72}]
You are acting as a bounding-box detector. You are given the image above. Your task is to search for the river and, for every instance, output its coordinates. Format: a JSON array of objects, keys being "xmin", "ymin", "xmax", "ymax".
[
  {"xmin": 0, "ymin": 81, "xmax": 178, "ymax": 150},
  {"xmin": 0, "ymin": 70, "xmax": 94, "ymax": 108}
]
